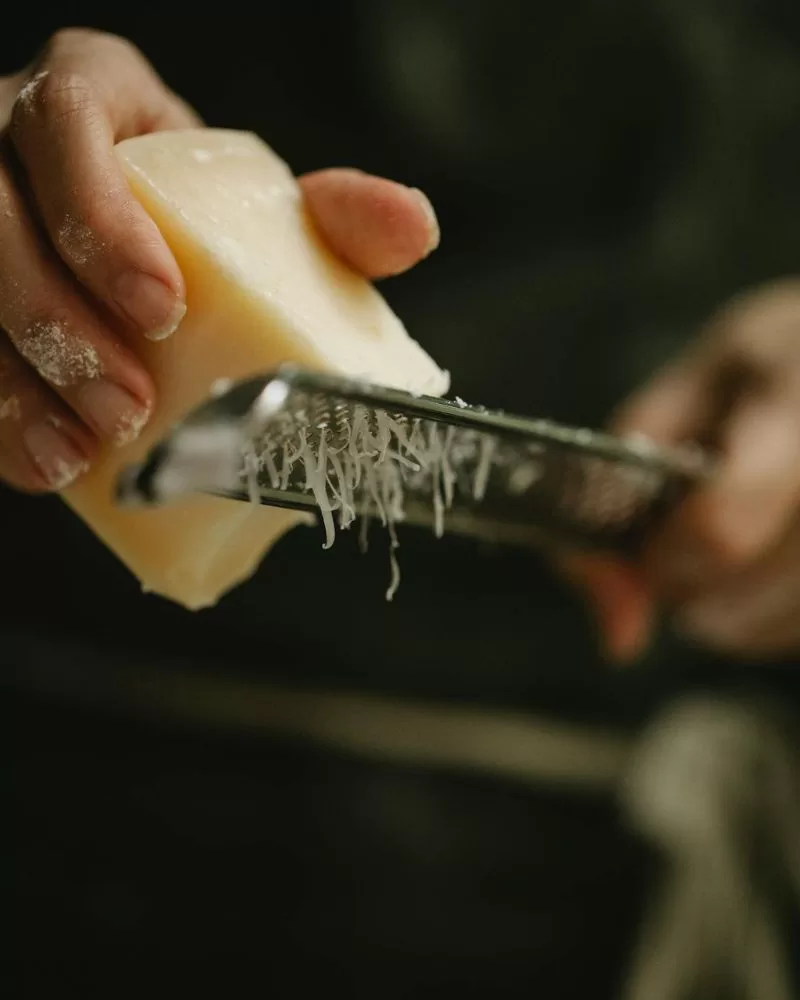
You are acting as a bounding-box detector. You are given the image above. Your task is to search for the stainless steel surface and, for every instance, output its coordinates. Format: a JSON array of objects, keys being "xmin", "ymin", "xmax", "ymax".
[{"xmin": 116, "ymin": 366, "xmax": 710, "ymax": 554}]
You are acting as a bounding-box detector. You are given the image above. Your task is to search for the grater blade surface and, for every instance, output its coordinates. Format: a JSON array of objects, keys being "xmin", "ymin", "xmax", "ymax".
[{"xmin": 116, "ymin": 365, "xmax": 709, "ymax": 554}]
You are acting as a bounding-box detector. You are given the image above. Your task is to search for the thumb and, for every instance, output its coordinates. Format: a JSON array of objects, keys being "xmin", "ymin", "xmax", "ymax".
[
  {"xmin": 557, "ymin": 551, "xmax": 656, "ymax": 664},
  {"xmin": 556, "ymin": 355, "xmax": 714, "ymax": 660}
]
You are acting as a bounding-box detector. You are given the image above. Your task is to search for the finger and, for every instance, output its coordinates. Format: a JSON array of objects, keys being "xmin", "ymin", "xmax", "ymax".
[
  {"xmin": 0, "ymin": 72, "xmax": 26, "ymax": 123},
  {"xmin": 557, "ymin": 551, "xmax": 656, "ymax": 664},
  {"xmin": 612, "ymin": 351, "xmax": 720, "ymax": 448},
  {"xmin": 9, "ymin": 29, "xmax": 198, "ymax": 340},
  {"xmin": 608, "ymin": 357, "xmax": 718, "ymax": 596},
  {"xmin": 0, "ymin": 154, "xmax": 154, "ymax": 445},
  {"xmin": 646, "ymin": 373, "xmax": 800, "ymax": 603},
  {"xmin": 0, "ymin": 330, "xmax": 95, "ymax": 491},
  {"xmin": 685, "ymin": 387, "xmax": 800, "ymax": 560},
  {"xmin": 676, "ymin": 517, "xmax": 800, "ymax": 657},
  {"xmin": 299, "ymin": 168, "xmax": 440, "ymax": 279}
]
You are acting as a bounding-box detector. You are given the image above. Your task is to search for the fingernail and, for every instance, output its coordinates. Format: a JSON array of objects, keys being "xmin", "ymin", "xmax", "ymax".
[
  {"xmin": 79, "ymin": 380, "xmax": 151, "ymax": 445},
  {"xmin": 410, "ymin": 188, "xmax": 440, "ymax": 255},
  {"xmin": 114, "ymin": 272, "xmax": 186, "ymax": 341},
  {"xmin": 23, "ymin": 421, "xmax": 89, "ymax": 490}
]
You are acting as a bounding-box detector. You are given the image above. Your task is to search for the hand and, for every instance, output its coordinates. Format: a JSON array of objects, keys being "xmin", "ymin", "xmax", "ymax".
[
  {"xmin": 563, "ymin": 279, "xmax": 800, "ymax": 661},
  {"xmin": 0, "ymin": 29, "xmax": 440, "ymax": 493}
]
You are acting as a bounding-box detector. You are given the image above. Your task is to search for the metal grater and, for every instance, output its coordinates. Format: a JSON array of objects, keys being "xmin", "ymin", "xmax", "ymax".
[{"xmin": 115, "ymin": 365, "xmax": 710, "ymax": 555}]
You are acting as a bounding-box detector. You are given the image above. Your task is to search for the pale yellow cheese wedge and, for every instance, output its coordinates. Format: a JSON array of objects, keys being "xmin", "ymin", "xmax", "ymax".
[{"xmin": 63, "ymin": 129, "xmax": 448, "ymax": 610}]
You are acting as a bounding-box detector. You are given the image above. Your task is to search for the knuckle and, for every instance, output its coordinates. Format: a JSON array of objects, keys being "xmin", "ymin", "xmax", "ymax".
[
  {"xmin": 53, "ymin": 211, "xmax": 105, "ymax": 269},
  {"xmin": 49, "ymin": 27, "xmax": 147, "ymax": 70},
  {"xmin": 12, "ymin": 309, "xmax": 103, "ymax": 389},
  {"xmin": 13, "ymin": 304, "xmax": 72, "ymax": 347},
  {"xmin": 78, "ymin": 194, "xmax": 121, "ymax": 236},
  {"xmin": 36, "ymin": 69, "xmax": 92, "ymax": 117},
  {"xmin": 11, "ymin": 69, "xmax": 95, "ymax": 136},
  {"xmin": 47, "ymin": 27, "xmax": 139, "ymax": 61},
  {"xmin": 46, "ymin": 27, "xmax": 102, "ymax": 52},
  {"xmin": 56, "ymin": 190, "xmax": 145, "ymax": 269}
]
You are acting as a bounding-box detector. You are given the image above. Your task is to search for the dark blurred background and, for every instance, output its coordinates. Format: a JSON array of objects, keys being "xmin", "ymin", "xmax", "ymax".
[{"xmin": 3, "ymin": 3, "xmax": 800, "ymax": 997}]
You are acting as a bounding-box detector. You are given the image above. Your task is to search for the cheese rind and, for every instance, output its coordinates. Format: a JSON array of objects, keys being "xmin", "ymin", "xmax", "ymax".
[{"xmin": 63, "ymin": 129, "xmax": 448, "ymax": 609}]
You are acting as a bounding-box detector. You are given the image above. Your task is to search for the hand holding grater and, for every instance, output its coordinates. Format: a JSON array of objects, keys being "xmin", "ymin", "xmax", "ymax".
[{"xmin": 115, "ymin": 366, "xmax": 710, "ymax": 566}]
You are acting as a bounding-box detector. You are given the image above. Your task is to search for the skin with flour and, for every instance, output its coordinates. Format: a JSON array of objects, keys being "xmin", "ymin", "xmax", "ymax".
[{"xmin": 0, "ymin": 28, "xmax": 440, "ymax": 493}]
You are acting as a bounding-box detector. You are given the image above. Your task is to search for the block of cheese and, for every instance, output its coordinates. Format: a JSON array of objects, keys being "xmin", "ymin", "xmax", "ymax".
[{"xmin": 63, "ymin": 129, "xmax": 448, "ymax": 610}]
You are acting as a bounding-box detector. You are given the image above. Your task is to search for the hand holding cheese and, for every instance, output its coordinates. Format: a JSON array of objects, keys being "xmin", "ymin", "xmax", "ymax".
[{"xmin": 0, "ymin": 28, "xmax": 441, "ymax": 495}]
